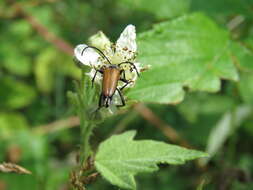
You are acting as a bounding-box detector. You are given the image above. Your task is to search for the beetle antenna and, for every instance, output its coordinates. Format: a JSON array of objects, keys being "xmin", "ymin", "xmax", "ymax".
[
  {"xmin": 119, "ymin": 61, "xmax": 140, "ymax": 76},
  {"xmin": 81, "ymin": 46, "xmax": 112, "ymax": 64}
]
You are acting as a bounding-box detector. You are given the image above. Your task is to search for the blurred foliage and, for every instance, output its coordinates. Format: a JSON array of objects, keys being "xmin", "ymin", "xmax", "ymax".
[{"xmin": 0, "ymin": 0, "xmax": 253, "ymax": 190}]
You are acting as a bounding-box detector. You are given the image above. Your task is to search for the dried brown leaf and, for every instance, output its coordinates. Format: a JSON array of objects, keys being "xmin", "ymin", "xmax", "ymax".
[{"xmin": 0, "ymin": 162, "xmax": 32, "ymax": 175}]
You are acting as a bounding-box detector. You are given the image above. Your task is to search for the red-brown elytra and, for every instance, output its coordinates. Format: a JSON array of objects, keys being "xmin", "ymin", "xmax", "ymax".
[{"xmin": 81, "ymin": 46, "xmax": 139, "ymax": 109}]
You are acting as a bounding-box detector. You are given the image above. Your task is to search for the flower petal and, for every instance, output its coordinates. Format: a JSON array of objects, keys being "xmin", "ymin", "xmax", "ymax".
[
  {"xmin": 74, "ymin": 44, "xmax": 102, "ymax": 67},
  {"xmin": 115, "ymin": 24, "xmax": 137, "ymax": 62},
  {"xmin": 89, "ymin": 31, "xmax": 111, "ymax": 51},
  {"xmin": 88, "ymin": 31, "xmax": 114, "ymax": 61}
]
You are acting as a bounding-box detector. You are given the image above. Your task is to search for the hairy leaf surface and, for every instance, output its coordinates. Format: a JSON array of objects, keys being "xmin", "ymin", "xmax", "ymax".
[
  {"xmin": 127, "ymin": 13, "xmax": 238, "ymax": 104},
  {"xmin": 95, "ymin": 131, "xmax": 207, "ymax": 189}
]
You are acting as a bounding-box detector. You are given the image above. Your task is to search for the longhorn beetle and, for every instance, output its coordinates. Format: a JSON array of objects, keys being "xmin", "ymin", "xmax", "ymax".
[{"xmin": 81, "ymin": 46, "xmax": 139, "ymax": 109}]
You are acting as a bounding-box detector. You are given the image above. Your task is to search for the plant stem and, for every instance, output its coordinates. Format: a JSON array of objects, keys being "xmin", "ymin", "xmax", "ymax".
[
  {"xmin": 78, "ymin": 68, "xmax": 97, "ymax": 164},
  {"xmin": 80, "ymin": 121, "xmax": 95, "ymax": 163},
  {"xmin": 70, "ymin": 67, "xmax": 100, "ymax": 189}
]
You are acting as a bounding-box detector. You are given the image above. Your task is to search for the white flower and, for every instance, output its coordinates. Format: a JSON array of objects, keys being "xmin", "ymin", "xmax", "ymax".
[
  {"xmin": 74, "ymin": 44, "xmax": 102, "ymax": 68},
  {"xmin": 74, "ymin": 24, "xmax": 141, "ymax": 87}
]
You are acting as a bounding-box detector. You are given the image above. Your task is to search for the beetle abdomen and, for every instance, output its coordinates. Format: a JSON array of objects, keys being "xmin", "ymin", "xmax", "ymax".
[{"xmin": 102, "ymin": 67, "xmax": 121, "ymax": 98}]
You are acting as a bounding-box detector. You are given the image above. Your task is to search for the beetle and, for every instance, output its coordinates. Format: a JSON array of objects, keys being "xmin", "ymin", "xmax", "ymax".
[{"xmin": 81, "ymin": 46, "xmax": 139, "ymax": 109}]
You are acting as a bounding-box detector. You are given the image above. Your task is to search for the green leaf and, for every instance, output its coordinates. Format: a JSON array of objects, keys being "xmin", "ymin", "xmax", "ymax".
[
  {"xmin": 95, "ymin": 130, "xmax": 207, "ymax": 190},
  {"xmin": 196, "ymin": 179, "xmax": 206, "ymax": 190},
  {"xmin": 27, "ymin": 6, "xmax": 60, "ymax": 35},
  {"xmin": 0, "ymin": 42, "xmax": 32, "ymax": 76},
  {"xmin": 230, "ymin": 39, "xmax": 253, "ymax": 104},
  {"xmin": 9, "ymin": 20, "xmax": 32, "ymax": 37},
  {"xmin": 0, "ymin": 112, "xmax": 28, "ymax": 139},
  {"xmin": 118, "ymin": 0, "xmax": 190, "ymax": 19},
  {"xmin": 127, "ymin": 13, "xmax": 238, "ymax": 104},
  {"xmin": 200, "ymin": 105, "xmax": 251, "ymax": 165},
  {"xmin": 35, "ymin": 48, "xmax": 80, "ymax": 93},
  {"xmin": 231, "ymin": 40, "xmax": 253, "ymax": 73},
  {"xmin": 191, "ymin": 0, "xmax": 253, "ymax": 19},
  {"xmin": 0, "ymin": 20, "xmax": 34, "ymax": 76},
  {"xmin": 0, "ymin": 77, "xmax": 36, "ymax": 109},
  {"xmin": 35, "ymin": 48, "xmax": 56, "ymax": 93},
  {"xmin": 238, "ymin": 73, "xmax": 253, "ymax": 104},
  {"xmin": 178, "ymin": 93, "xmax": 236, "ymax": 123},
  {"xmin": 205, "ymin": 112, "xmax": 232, "ymax": 160}
]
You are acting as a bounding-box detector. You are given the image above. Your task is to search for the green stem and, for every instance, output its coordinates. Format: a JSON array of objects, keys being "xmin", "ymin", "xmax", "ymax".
[
  {"xmin": 78, "ymin": 108, "xmax": 89, "ymax": 163},
  {"xmin": 77, "ymin": 68, "xmax": 97, "ymax": 164},
  {"xmin": 82, "ymin": 122, "xmax": 95, "ymax": 162}
]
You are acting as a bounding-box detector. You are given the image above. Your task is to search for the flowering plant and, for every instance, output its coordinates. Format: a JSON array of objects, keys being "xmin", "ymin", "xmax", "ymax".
[
  {"xmin": 74, "ymin": 25, "xmax": 141, "ymax": 88},
  {"xmin": 69, "ymin": 20, "xmax": 211, "ymax": 190}
]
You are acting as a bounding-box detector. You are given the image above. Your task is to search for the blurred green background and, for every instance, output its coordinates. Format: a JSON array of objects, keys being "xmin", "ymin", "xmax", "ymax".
[{"xmin": 0, "ymin": 0, "xmax": 253, "ymax": 189}]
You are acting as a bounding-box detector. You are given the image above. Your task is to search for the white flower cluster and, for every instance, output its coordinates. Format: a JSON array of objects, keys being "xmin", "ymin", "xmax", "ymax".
[{"xmin": 74, "ymin": 25, "xmax": 141, "ymax": 88}]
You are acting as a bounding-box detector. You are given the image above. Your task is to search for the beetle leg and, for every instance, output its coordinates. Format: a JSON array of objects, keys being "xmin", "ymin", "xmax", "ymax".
[
  {"xmin": 116, "ymin": 88, "xmax": 125, "ymax": 107},
  {"xmin": 91, "ymin": 68, "xmax": 103, "ymax": 87},
  {"xmin": 119, "ymin": 70, "xmax": 133, "ymax": 91},
  {"xmin": 91, "ymin": 70, "xmax": 98, "ymax": 87},
  {"xmin": 120, "ymin": 69, "xmax": 127, "ymax": 81},
  {"xmin": 98, "ymin": 93, "xmax": 104, "ymax": 108},
  {"xmin": 95, "ymin": 93, "xmax": 106, "ymax": 112},
  {"xmin": 120, "ymin": 78, "xmax": 128, "ymax": 83},
  {"xmin": 118, "ymin": 61, "xmax": 139, "ymax": 76},
  {"xmin": 123, "ymin": 70, "xmax": 127, "ymax": 80},
  {"xmin": 119, "ymin": 80, "xmax": 133, "ymax": 91},
  {"xmin": 105, "ymin": 96, "xmax": 112, "ymax": 108}
]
